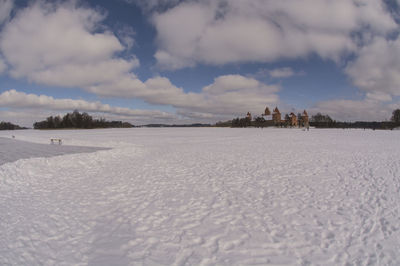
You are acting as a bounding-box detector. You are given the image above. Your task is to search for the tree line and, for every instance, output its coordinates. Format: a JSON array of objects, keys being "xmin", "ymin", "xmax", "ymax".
[
  {"xmin": 0, "ymin": 121, "xmax": 27, "ymax": 130},
  {"xmin": 33, "ymin": 110, "xmax": 134, "ymax": 129},
  {"xmin": 230, "ymin": 116, "xmax": 275, "ymax": 128},
  {"xmin": 142, "ymin": 123, "xmax": 211, "ymax": 127}
]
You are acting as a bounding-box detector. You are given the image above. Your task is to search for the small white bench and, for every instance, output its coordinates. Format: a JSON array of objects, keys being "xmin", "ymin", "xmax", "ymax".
[{"xmin": 50, "ymin": 138, "xmax": 62, "ymax": 145}]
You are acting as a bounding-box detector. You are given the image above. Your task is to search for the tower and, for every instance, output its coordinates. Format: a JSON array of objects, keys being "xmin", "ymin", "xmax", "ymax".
[
  {"xmin": 246, "ymin": 112, "xmax": 252, "ymax": 121},
  {"xmin": 272, "ymin": 107, "xmax": 281, "ymax": 124},
  {"xmin": 289, "ymin": 112, "xmax": 298, "ymax": 127},
  {"xmin": 264, "ymin": 106, "xmax": 271, "ymax": 116}
]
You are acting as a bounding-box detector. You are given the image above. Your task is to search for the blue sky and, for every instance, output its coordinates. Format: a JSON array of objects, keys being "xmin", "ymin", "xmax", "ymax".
[{"xmin": 0, "ymin": 0, "xmax": 399, "ymax": 126}]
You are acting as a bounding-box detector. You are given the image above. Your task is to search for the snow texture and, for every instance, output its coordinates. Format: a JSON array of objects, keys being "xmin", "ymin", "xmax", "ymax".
[{"xmin": 0, "ymin": 128, "xmax": 399, "ymax": 265}]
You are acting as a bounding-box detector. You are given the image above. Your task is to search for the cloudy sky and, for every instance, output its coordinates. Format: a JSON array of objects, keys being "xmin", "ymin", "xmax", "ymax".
[{"xmin": 0, "ymin": 0, "xmax": 399, "ymax": 126}]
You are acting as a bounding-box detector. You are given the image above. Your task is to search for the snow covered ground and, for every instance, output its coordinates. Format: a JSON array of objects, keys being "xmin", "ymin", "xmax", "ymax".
[{"xmin": 0, "ymin": 128, "xmax": 399, "ymax": 265}]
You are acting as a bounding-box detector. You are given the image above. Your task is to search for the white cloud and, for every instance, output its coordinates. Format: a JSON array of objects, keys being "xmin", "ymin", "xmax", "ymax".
[
  {"xmin": 346, "ymin": 37, "xmax": 400, "ymax": 97},
  {"xmin": 117, "ymin": 26, "xmax": 136, "ymax": 50},
  {"xmin": 0, "ymin": 1, "xmax": 138, "ymax": 87},
  {"xmin": 4, "ymin": 0, "xmax": 396, "ymax": 124},
  {"xmin": 0, "ymin": 89, "xmax": 176, "ymax": 120},
  {"xmin": 88, "ymin": 74, "xmax": 280, "ymax": 119},
  {"xmin": 266, "ymin": 67, "xmax": 305, "ymax": 79},
  {"xmin": 85, "ymin": 75, "xmax": 201, "ymax": 108},
  {"xmin": 0, "ymin": 1, "xmax": 280, "ymax": 120},
  {"xmin": 198, "ymin": 75, "xmax": 279, "ymax": 115},
  {"xmin": 0, "ymin": 0, "xmax": 13, "ymax": 25},
  {"xmin": 152, "ymin": 0, "xmax": 397, "ymax": 69},
  {"xmin": 366, "ymin": 92, "xmax": 393, "ymax": 102},
  {"xmin": 268, "ymin": 68, "xmax": 295, "ymax": 79},
  {"xmin": 30, "ymin": 58, "xmax": 139, "ymax": 88},
  {"xmin": 0, "ymin": 1, "xmax": 206, "ymax": 114},
  {"xmin": 310, "ymin": 98, "xmax": 399, "ymax": 122}
]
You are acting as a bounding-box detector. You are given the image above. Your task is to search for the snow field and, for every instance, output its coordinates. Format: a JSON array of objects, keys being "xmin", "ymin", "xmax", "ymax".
[{"xmin": 0, "ymin": 128, "xmax": 399, "ymax": 265}]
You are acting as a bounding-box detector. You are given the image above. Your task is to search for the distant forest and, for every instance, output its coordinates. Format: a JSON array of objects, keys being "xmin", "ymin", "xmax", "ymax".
[
  {"xmin": 0, "ymin": 121, "xmax": 27, "ymax": 130},
  {"xmin": 142, "ymin": 123, "xmax": 211, "ymax": 128},
  {"xmin": 33, "ymin": 110, "xmax": 134, "ymax": 129}
]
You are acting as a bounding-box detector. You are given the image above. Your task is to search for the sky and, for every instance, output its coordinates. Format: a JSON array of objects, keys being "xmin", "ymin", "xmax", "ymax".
[{"xmin": 0, "ymin": 0, "xmax": 400, "ymax": 127}]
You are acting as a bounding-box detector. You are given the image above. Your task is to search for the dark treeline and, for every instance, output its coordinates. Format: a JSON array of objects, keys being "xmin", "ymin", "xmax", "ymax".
[
  {"xmin": 230, "ymin": 117, "xmax": 275, "ymax": 128},
  {"xmin": 33, "ymin": 110, "xmax": 134, "ymax": 129},
  {"xmin": 231, "ymin": 117, "xmax": 251, "ymax": 128},
  {"xmin": 143, "ymin": 123, "xmax": 211, "ymax": 128},
  {"xmin": 312, "ymin": 121, "xmax": 397, "ymax": 130},
  {"xmin": 0, "ymin": 121, "xmax": 27, "ymax": 130}
]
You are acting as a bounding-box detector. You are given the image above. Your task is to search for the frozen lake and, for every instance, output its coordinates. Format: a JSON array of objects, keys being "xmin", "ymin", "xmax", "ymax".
[{"xmin": 0, "ymin": 128, "xmax": 399, "ymax": 265}]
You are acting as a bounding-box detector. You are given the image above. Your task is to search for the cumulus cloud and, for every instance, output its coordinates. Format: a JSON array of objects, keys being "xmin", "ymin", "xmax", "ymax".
[
  {"xmin": 0, "ymin": 1, "xmax": 280, "ymax": 121},
  {"xmin": 85, "ymin": 75, "xmax": 201, "ymax": 108},
  {"xmin": 346, "ymin": 37, "xmax": 400, "ymax": 97},
  {"xmin": 0, "ymin": 0, "xmax": 13, "ymax": 25},
  {"xmin": 310, "ymin": 98, "xmax": 399, "ymax": 122},
  {"xmin": 148, "ymin": 0, "xmax": 400, "ymax": 118},
  {"xmin": 152, "ymin": 0, "xmax": 397, "ymax": 69},
  {"xmin": 3, "ymin": 0, "xmax": 396, "ymax": 124},
  {"xmin": 0, "ymin": 89, "xmax": 176, "ymax": 120},
  {"xmin": 198, "ymin": 75, "xmax": 279, "ymax": 115},
  {"xmin": 31, "ymin": 58, "xmax": 139, "ymax": 88},
  {"xmin": 365, "ymin": 92, "xmax": 393, "ymax": 102},
  {"xmin": 0, "ymin": 1, "xmax": 138, "ymax": 87},
  {"xmin": 0, "ymin": 1, "xmax": 199, "ymax": 109},
  {"xmin": 88, "ymin": 74, "xmax": 280, "ymax": 119}
]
